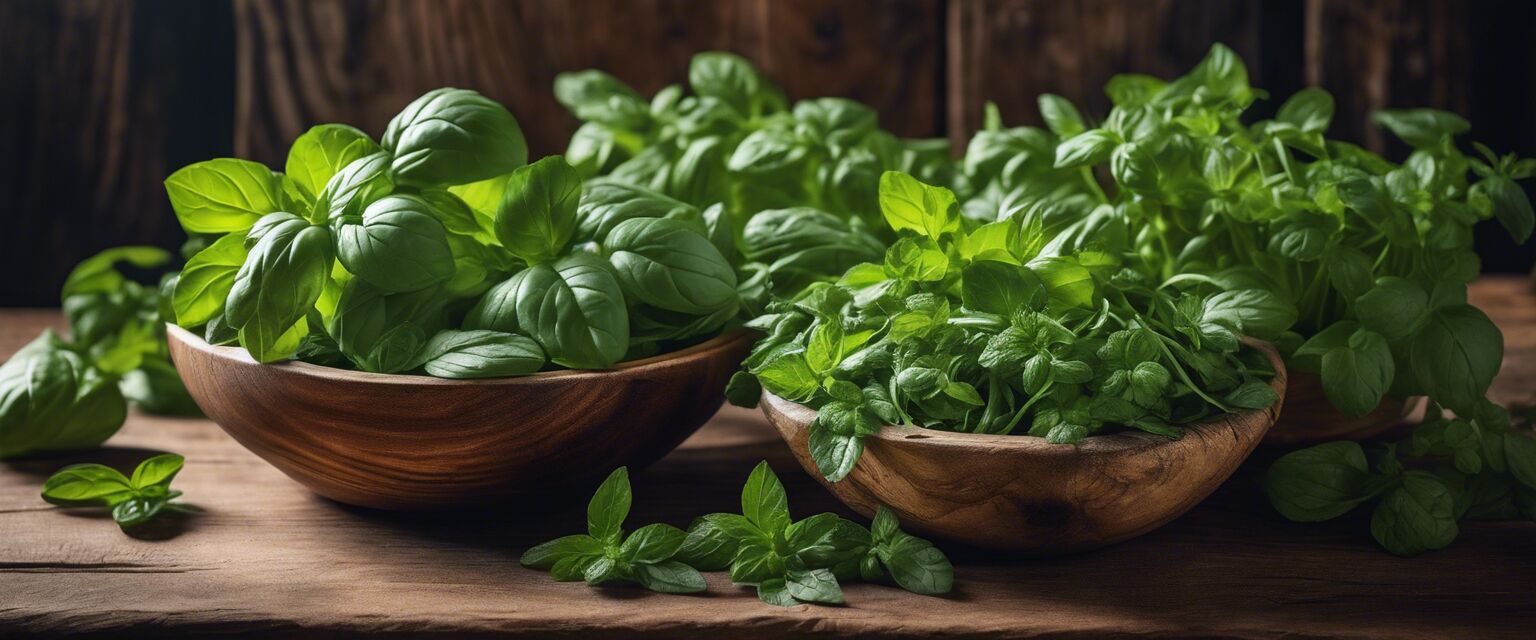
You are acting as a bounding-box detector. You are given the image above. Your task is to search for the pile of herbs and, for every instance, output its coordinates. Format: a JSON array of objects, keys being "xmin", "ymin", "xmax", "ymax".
[
  {"xmin": 1, "ymin": 247, "xmax": 198, "ymax": 459},
  {"xmin": 166, "ymin": 88, "xmax": 747, "ymax": 377},
  {"xmin": 556, "ymin": 52, "xmax": 947, "ymax": 296},
  {"xmin": 522, "ymin": 462, "xmax": 952, "ymax": 606},
  {"xmin": 942, "ymin": 44, "xmax": 1536, "ymax": 555},
  {"xmin": 731, "ymin": 171, "xmax": 1285, "ymax": 481}
]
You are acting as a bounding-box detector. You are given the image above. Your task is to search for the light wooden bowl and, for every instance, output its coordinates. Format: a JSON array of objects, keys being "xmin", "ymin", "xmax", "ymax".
[
  {"xmin": 166, "ymin": 324, "xmax": 751, "ymax": 510},
  {"xmin": 762, "ymin": 339, "xmax": 1287, "ymax": 554},
  {"xmin": 1263, "ymin": 372, "xmax": 1416, "ymax": 445}
]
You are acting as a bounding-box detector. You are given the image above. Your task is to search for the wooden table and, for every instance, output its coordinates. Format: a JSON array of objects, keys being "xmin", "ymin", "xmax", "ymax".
[{"xmin": 3, "ymin": 278, "xmax": 1534, "ymax": 639}]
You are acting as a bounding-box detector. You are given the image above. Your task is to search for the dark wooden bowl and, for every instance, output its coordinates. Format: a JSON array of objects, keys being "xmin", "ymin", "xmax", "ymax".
[
  {"xmin": 166, "ymin": 324, "xmax": 751, "ymax": 510},
  {"xmin": 1263, "ymin": 372, "xmax": 1416, "ymax": 445},
  {"xmin": 761, "ymin": 339, "xmax": 1287, "ymax": 554}
]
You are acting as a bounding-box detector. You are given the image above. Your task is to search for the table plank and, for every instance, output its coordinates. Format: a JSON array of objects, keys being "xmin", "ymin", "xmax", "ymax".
[{"xmin": 2, "ymin": 278, "xmax": 1534, "ymax": 639}]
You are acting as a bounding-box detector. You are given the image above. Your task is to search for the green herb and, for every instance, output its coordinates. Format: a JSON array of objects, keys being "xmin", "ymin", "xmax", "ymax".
[
  {"xmin": 556, "ymin": 52, "xmax": 941, "ymax": 298},
  {"xmin": 737, "ymin": 170, "xmax": 1280, "ymax": 481},
  {"xmin": 981, "ymin": 43, "xmax": 1532, "ymax": 555},
  {"xmin": 41, "ymin": 453, "xmax": 189, "ymax": 530},
  {"xmin": 520, "ymin": 468, "xmax": 706, "ymax": 593},
  {"xmin": 522, "ymin": 461, "xmax": 952, "ymax": 605},
  {"xmin": 1, "ymin": 248, "xmax": 197, "ymax": 458},
  {"xmin": 167, "ymin": 89, "xmax": 744, "ymax": 377}
]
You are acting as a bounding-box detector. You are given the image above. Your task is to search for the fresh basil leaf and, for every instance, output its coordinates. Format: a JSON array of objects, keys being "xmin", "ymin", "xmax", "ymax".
[
  {"xmin": 1505, "ymin": 433, "xmax": 1536, "ymax": 491},
  {"xmin": 676, "ymin": 517, "xmax": 740, "ymax": 571},
  {"xmin": 619, "ymin": 523, "xmax": 688, "ymax": 565},
  {"xmin": 808, "ymin": 421, "xmax": 863, "ymax": 483},
  {"xmin": 285, "ymin": 124, "xmax": 381, "ymax": 200},
  {"xmin": 520, "ymin": 534, "xmax": 603, "ymax": 570},
  {"xmin": 1037, "ymin": 94, "xmax": 1086, "ymax": 137},
  {"xmin": 336, "ymin": 195, "xmax": 456, "ymax": 293},
  {"xmin": 1369, "ymin": 472, "xmax": 1458, "ymax": 556},
  {"xmin": 1409, "ymin": 304, "xmax": 1502, "ymax": 414},
  {"xmin": 1202, "ymin": 289, "xmax": 1297, "ymax": 340},
  {"xmin": 1371, "ymin": 109, "xmax": 1469, "ymax": 148},
  {"xmin": 1320, "ymin": 329, "xmax": 1394, "ymax": 417},
  {"xmin": 605, "ymin": 217, "xmax": 738, "ymax": 315},
  {"xmin": 174, "ymin": 233, "xmax": 250, "ymax": 327},
  {"xmin": 464, "ymin": 253, "xmax": 629, "ymax": 369},
  {"xmin": 383, "ymin": 87, "xmax": 528, "ymax": 187},
  {"xmin": 1053, "ymin": 129, "xmax": 1119, "ymax": 168},
  {"xmin": 1265, "ymin": 441, "xmax": 1384, "ymax": 522},
  {"xmin": 587, "ymin": 467, "xmax": 631, "ymax": 544},
  {"xmin": 1356, "ymin": 277, "xmax": 1427, "ymax": 341},
  {"xmin": 877, "ymin": 533, "xmax": 953, "ymax": 596},
  {"xmin": 1471, "ymin": 176, "xmax": 1534, "ymax": 244},
  {"xmin": 129, "ymin": 453, "xmax": 184, "ymax": 490},
  {"xmin": 315, "ymin": 151, "xmax": 394, "ymax": 223},
  {"xmin": 784, "ymin": 564, "xmax": 844, "ymax": 604},
  {"xmin": 409, "ymin": 330, "xmax": 544, "ymax": 379},
  {"xmin": 224, "ymin": 213, "xmax": 333, "ymax": 362},
  {"xmin": 496, "ymin": 155, "xmax": 582, "ymax": 264},
  {"xmin": 740, "ymin": 461, "xmax": 791, "ymax": 535},
  {"xmin": 878, "ymin": 171, "xmax": 959, "ymax": 239},
  {"xmin": 1276, "ymin": 87, "xmax": 1334, "ymax": 134},
  {"xmin": 40, "ymin": 463, "xmax": 134, "ymax": 506},
  {"xmin": 689, "ymin": 52, "xmax": 761, "ymax": 116},
  {"xmin": 724, "ymin": 370, "xmax": 763, "ymax": 409},
  {"xmin": 165, "ymin": 158, "xmax": 284, "ymax": 233},
  {"xmin": 111, "ymin": 495, "xmax": 171, "ymax": 528},
  {"xmin": 633, "ymin": 560, "xmax": 707, "ymax": 594}
]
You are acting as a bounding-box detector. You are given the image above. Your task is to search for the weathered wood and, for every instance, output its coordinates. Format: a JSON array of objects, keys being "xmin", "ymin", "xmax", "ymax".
[
  {"xmin": 232, "ymin": 0, "xmax": 945, "ymax": 169},
  {"xmin": 1, "ymin": 277, "xmax": 1534, "ymax": 638},
  {"xmin": 0, "ymin": 0, "xmax": 234, "ymax": 307},
  {"xmin": 164, "ymin": 324, "xmax": 752, "ymax": 510},
  {"xmin": 946, "ymin": 0, "xmax": 1264, "ymax": 144}
]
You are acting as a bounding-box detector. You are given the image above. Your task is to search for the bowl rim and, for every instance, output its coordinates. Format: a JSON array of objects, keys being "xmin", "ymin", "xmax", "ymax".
[
  {"xmin": 761, "ymin": 337, "xmax": 1286, "ymax": 456},
  {"xmin": 166, "ymin": 323, "xmax": 753, "ymax": 387}
]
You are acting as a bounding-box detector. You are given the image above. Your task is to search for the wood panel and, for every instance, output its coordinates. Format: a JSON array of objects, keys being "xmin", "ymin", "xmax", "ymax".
[
  {"xmin": 232, "ymin": 0, "xmax": 946, "ymax": 168},
  {"xmin": 0, "ymin": 0, "xmax": 234, "ymax": 307},
  {"xmin": 1, "ymin": 279, "xmax": 1534, "ymax": 638},
  {"xmin": 947, "ymin": 0, "xmax": 1264, "ymax": 142}
]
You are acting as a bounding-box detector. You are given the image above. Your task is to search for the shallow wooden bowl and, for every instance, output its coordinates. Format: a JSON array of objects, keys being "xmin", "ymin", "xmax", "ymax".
[
  {"xmin": 1263, "ymin": 372, "xmax": 1416, "ymax": 445},
  {"xmin": 762, "ymin": 339, "xmax": 1287, "ymax": 554},
  {"xmin": 166, "ymin": 324, "xmax": 751, "ymax": 510}
]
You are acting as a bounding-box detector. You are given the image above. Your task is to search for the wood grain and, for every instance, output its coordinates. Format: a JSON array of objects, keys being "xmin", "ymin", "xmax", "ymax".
[
  {"xmin": 1264, "ymin": 373, "xmax": 1417, "ymax": 445},
  {"xmin": 0, "ymin": 0, "xmax": 234, "ymax": 307},
  {"xmin": 0, "ymin": 278, "xmax": 1534, "ymax": 638},
  {"xmin": 165, "ymin": 324, "xmax": 752, "ymax": 510},
  {"xmin": 947, "ymin": 0, "xmax": 1264, "ymax": 144},
  {"xmin": 762, "ymin": 339, "xmax": 1286, "ymax": 553}
]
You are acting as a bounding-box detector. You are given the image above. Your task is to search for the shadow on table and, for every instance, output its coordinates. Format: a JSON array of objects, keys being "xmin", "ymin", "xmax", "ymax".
[
  {"xmin": 1, "ymin": 445, "xmax": 176, "ymax": 479},
  {"xmin": 7, "ymin": 445, "xmax": 203, "ymax": 542}
]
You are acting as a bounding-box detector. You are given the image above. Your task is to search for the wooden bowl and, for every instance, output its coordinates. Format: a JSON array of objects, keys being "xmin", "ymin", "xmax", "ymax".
[
  {"xmin": 761, "ymin": 339, "xmax": 1287, "ymax": 554},
  {"xmin": 1262, "ymin": 372, "xmax": 1416, "ymax": 445},
  {"xmin": 166, "ymin": 324, "xmax": 751, "ymax": 510}
]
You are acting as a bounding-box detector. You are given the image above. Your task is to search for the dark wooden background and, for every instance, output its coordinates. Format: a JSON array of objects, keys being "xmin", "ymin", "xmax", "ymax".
[{"xmin": 3, "ymin": 0, "xmax": 1532, "ymax": 307}]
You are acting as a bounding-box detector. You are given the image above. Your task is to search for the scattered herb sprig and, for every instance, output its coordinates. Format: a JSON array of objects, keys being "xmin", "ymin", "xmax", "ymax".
[
  {"xmin": 1, "ymin": 248, "xmax": 197, "ymax": 459},
  {"xmin": 953, "ymin": 43, "xmax": 1536, "ymax": 555},
  {"xmin": 40, "ymin": 453, "xmax": 189, "ymax": 530},
  {"xmin": 521, "ymin": 462, "xmax": 953, "ymax": 606}
]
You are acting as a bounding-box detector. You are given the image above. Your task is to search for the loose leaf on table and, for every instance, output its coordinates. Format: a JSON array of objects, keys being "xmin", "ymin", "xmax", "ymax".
[{"xmin": 40, "ymin": 453, "xmax": 188, "ymax": 532}]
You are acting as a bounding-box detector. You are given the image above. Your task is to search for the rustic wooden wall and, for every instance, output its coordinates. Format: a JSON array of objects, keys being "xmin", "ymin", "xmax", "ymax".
[{"xmin": 2, "ymin": 0, "xmax": 1531, "ymax": 306}]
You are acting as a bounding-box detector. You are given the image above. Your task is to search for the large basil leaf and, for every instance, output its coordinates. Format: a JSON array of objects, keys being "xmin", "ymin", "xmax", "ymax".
[
  {"xmin": 336, "ymin": 195, "xmax": 455, "ymax": 293},
  {"xmin": 406, "ymin": 330, "xmax": 546, "ymax": 379},
  {"xmin": 225, "ymin": 213, "xmax": 334, "ymax": 362},
  {"xmin": 878, "ymin": 171, "xmax": 959, "ymax": 239},
  {"xmin": 164, "ymin": 158, "xmax": 284, "ymax": 233},
  {"xmin": 689, "ymin": 52, "xmax": 762, "ymax": 117},
  {"xmin": 0, "ymin": 332, "xmax": 128, "ymax": 458},
  {"xmin": 315, "ymin": 151, "xmax": 394, "ymax": 223},
  {"xmin": 328, "ymin": 280, "xmax": 449, "ymax": 374},
  {"xmin": 173, "ymin": 232, "xmax": 250, "ymax": 327},
  {"xmin": 605, "ymin": 218, "xmax": 737, "ymax": 315},
  {"xmin": 284, "ymin": 124, "xmax": 381, "ymax": 200},
  {"xmin": 1320, "ymin": 328, "xmax": 1395, "ymax": 417},
  {"xmin": 496, "ymin": 156, "xmax": 581, "ymax": 264},
  {"xmin": 383, "ymin": 88, "xmax": 528, "ymax": 187},
  {"xmin": 1409, "ymin": 304, "xmax": 1502, "ymax": 414},
  {"xmin": 553, "ymin": 70, "xmax": 650, "ymax": 129},
  {"xmin": 574, "ymin": 180, "xmax": 700, "ymax": 244},
  {"xmin": 463, "ymin": 253, "xmax": 629, "ymax": 369}
]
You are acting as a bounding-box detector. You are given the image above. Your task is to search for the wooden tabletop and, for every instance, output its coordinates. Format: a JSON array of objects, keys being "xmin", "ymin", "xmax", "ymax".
[{"xmin": 3, "ymin": 277, "xmax": 1534, "ymax": 639}]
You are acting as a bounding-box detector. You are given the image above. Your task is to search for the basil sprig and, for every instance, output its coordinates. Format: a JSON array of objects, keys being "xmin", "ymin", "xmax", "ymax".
[
  {"xmin": 41, "ymin": 453, "xmax": 189, "ymax": 530},
  {"xmin": 521, "ymin": 461, "xmax": 953, "ymax": 605}
]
